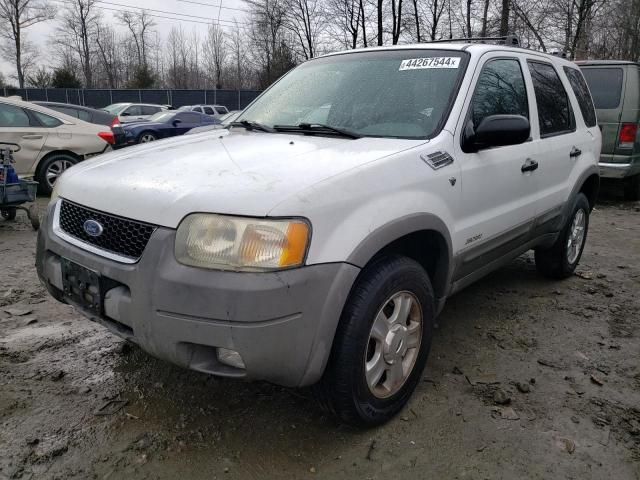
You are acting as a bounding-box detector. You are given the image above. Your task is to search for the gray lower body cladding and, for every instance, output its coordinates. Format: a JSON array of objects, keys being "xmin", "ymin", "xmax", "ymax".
[{"xmin": 36, "ymin": 202, "xmax": 360, "ymax": 387}]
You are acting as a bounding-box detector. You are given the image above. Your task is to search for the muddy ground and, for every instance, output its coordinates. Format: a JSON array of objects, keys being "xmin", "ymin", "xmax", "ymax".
[{"xmin": 1, "ymin": 184, "xmax": 639, "ymax": 480}]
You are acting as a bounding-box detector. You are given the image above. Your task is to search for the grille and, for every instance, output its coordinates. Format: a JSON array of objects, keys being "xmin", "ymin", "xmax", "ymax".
[{"xmin": 58, "ymin": 200, "xmax": 156, "ymax": 260}]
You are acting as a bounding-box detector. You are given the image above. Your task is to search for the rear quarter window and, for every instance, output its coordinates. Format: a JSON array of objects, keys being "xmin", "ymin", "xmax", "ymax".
[
  {"xmin": 563, "ymin": 67, "xmax": 597, "ymax": 127},
  {"xmin": 580, "ymin": 67, "xmax": 623, "ymax": 109}
]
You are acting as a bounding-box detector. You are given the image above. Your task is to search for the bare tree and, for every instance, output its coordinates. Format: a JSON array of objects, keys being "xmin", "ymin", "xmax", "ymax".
[
  {"xmin": 203, "ymin": 23, "xmax": 227, "ymax": 88},
  {"xmin": 0, "ymin": 0, "xmax": 54, "ymax": 88},
  {"xmin": 95, "ymin": 23, "xmax": 120, "ymax": 88},
  {"xmin": 55, "ymin": 0, "xmax": 99, "ymax": 88},
  {"xmin": 118, "ymin": 10, "xmax": 155, "ymax": 67},
  {"xmin": 284, "ymin": 0, "xmax": 324, "ymax": 58},
  {"xmin": 329, "ymin": 0, "xmax": 363, "ymax": 48}
]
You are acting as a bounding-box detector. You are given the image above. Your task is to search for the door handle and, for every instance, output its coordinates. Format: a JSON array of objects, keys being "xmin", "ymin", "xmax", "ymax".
[
  {"xmin": 521, "ymin": 158, "xmax": 539, "ymax": 173},
  {"xmin": 22, "ymin": 134, "xmax": 43, "ymax": 140},
  {"xmin": 569, "ymin": 147, "xmax": 582, "ymax": 158}
]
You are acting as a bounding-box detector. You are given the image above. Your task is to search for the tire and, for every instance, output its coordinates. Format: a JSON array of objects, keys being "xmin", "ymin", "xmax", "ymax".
[
  {"xmin": 535, "ymin": 193, "xmax": 590, "ymax": 279},
  {"xmin": 138, "ymin": 132, "xmax": 157, "ymax": 144},
  {"xmin": 36, "ymin": 153, "xmax": 78, "ymax": 195},
  {"xmin": 314, "ymin": 254, "xmax": 435, "ymax": 427},
  {"xmin": 1, "ymin": 208, "xmax": 16, "ymax": 221},
  {"xmin": 623, "ymin": 175, "xmax": 640, "ymax": 201}
]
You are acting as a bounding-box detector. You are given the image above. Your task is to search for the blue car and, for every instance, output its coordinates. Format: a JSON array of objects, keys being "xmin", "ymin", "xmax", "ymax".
[{"xmin": 120, "ymin": 111, "xmax": 221, "ymax": 146}]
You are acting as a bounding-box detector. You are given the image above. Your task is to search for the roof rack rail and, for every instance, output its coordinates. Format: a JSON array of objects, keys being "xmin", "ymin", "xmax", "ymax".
[{"xmin": 427, "ymin": 35, "xmax": 520, "ymax": 46}]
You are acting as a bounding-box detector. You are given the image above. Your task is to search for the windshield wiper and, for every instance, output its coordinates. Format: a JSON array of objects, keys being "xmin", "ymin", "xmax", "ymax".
[
  {"xmin": 230, "ymin": 120, "xmax": 275, "ymax": 133},
  {"xmin": 273, "ymin": 123, "xmax": 361, "ymax": 139}
]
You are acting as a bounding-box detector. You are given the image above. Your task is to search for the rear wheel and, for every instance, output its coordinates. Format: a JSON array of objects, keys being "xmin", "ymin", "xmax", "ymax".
[
  {"xmin": 138, "ymin": 132, "xmax": 157, "ymax": 144},
  {"xmin": 623, "ymin": 175, "xmax": 640, "ymax": 201},
  {"xmin": 314, "ymin": 255, "xmax": 434, "ymax": 427},
  {"xmin": 535, "ymin": 193, "xmax": 590, "ymax": 279},
  {"xmin": 36, "ymin": 153, "xmax": 78, "ymax": 195}
]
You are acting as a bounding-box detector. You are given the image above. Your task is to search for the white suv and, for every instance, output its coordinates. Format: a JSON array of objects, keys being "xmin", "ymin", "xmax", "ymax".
[{"xmin": 36, "ymin": 41, "xmax": 601, "ymax": 426}]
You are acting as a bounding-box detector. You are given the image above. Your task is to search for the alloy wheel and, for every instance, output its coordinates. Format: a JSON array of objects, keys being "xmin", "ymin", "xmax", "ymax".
[
  {"xmin": 364, "ymin": 291, "xmax": 423, "ymax": 399},
  {"xmin": 566, "ymin": 208, "xmax": 586, "ymax": 264}
]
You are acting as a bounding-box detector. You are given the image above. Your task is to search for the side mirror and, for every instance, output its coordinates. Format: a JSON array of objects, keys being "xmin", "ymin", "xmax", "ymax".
[
  {"xmin": 121, "ymin": 111, "xmax": 130, "ymax": 117},
  {"xmin": 462, "ymin": 114, "xmax": 530, "ymax": 153},
  {"xmin": 172, "ymin": 119, "xmax": 182, "ymax": 127}
]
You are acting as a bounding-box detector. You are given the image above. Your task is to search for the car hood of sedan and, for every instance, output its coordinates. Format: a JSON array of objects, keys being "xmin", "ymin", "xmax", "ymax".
[{"xmin": 55, "ymin": 129, "xmax": 422, "ymax": 228}]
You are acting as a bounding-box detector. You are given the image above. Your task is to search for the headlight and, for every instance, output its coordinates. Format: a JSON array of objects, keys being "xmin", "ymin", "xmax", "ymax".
[{"xmin": 175, "ymin": 214, "xmax": 311, "ymax": 271}]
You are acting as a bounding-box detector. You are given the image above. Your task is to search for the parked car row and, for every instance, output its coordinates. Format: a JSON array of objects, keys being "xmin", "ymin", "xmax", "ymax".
[{"xmin": 0, "ymin": 97, "xmax": 241, "ymax": 195}]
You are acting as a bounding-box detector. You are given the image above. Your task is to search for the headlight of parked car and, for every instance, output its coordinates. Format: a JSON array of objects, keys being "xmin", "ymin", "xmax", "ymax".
[{"xmin": 175, "ymin": 214, "xmax": 311, "ymax": 271}]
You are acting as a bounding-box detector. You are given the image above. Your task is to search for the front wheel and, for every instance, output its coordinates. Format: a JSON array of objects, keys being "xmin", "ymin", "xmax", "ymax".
[
  {"xmin": 314, "ymin": 255, "xmax": 434, "ymax": 427},
  {"xmin": 535, "ymin": 193, "xmax": 590, "ymax": 279}
]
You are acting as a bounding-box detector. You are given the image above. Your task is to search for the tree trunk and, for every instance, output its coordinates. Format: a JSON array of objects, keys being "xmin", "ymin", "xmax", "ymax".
[
  {"xmin": 413, "ymin": 0, "xmax": 421, "ymax": 42},
  {"xmin": 481, "ymin": 0, "xmax": 490, "ymax": 36},
  {"xmin": 360, "ymin": 0, "xmax": 367, "ymax": 46},
  {"xmin": 377, "ymin": 0, "xmax": 383, "ymax": 45},
  {"xmin": 499, "ymin": 0, "xmax": 510, "ymax": 36},
  {"xmin": 466, "ymin": 0, "xmax": 472, "ymax": 37}
]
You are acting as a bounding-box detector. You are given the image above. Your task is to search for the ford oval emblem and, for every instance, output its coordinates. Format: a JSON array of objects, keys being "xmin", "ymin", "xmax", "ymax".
[{"xmin": 83, "ymin": 219, "xmax": 104, "ymax": 237}]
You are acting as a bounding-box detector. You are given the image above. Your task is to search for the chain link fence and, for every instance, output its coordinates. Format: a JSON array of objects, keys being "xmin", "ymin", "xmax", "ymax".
[{"xmin": 1, "ymin": 88, "xmax": 263, "ymax": 111}]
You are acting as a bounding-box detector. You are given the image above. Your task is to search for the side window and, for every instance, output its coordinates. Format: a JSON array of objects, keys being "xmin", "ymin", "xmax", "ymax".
[
  {"xmin": 77, "ymin": 110, "xmax": 92, "ymax": 122},
  {"xmin": 470, "ymin": 58, "xmax": 528, "ymax": 129},
  {"xmin": 179, "ymin": 113, "xmax": 201, "ymax": 124},
  {"xmin": 528, "ymin": 61, "xmax": 574, "ymax": 136},
  {"xmin": 55, "ymin": 106, "xmax": 79, "ymax": 118},
  {"xmin": 141, "ymin": 105, "xmax": 160, "ymax": 115},
  {"xmin": 580, "ymin": 67, "xmax": 623, "ymax": 109},
  {"xmin": 203, "ymin": 107, "xmax": 214, "ymax": 115},
  {"xmin": 123, "ymin": 105, "xmax": 142, "ymax": 116},
  {"xmin": 218, "ymin": 106, "xmax": 229, "ymax": 114},
  {"xmin": 563, "ymin": 67, "xmax": 597, "ymax": 127},
  {"xmin": 0, "ymin": 104, "xmax": 31, "ymax": 127},
  {"xmin": 32, "ymin": 111, "xmax": 63, "ymax": 128}
]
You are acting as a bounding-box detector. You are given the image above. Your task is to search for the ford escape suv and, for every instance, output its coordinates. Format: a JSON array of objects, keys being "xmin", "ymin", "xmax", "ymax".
[{"xmin": 36, "ymin": 41, "xmax": 601, "ymax": 426}]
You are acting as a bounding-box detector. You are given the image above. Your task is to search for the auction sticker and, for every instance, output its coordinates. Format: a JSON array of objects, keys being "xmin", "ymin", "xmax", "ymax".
[{"xmin": 399, "ymin": 57, "xmax": 460, "ymax": 70}]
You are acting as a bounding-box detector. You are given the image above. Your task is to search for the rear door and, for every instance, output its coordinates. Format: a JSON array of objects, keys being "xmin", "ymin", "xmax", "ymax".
[
  {"xmin": 140, "ymin": 105, "xmax": 162, "ymax": 120},
  {"xmin": 452, "ymin": 53, "xmax": 538, "ymax": 277},
  {"xmin": 525, "ymin": 60, "xmax": 588, "ymax": 227},
  {"xmin": 0, "ymin": 102, "xmax": 48, "ymax": 176}
]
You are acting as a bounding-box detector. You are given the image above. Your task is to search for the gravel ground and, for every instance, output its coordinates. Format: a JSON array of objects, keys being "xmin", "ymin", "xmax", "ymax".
[{"xmin": 0, "ymin": 186, "xmax": 639, "ymax": 480}]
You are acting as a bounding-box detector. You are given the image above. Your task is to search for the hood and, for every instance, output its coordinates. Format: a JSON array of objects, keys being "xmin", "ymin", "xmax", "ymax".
[{"xmin": 57, "ymin": 130, "xmax": 422, "ymax": 228}]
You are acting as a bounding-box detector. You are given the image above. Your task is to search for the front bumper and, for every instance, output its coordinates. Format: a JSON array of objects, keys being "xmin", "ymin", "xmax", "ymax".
[{"xmin": 36, "ymin": 202, "xmax": 359, "ymax": 387}]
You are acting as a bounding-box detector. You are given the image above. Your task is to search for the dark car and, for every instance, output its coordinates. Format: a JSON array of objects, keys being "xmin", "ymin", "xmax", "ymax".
[
  {"xmin": 33, "ymin": 101, "xmax": 126, "ymax": 147},
  {"xmin": 120, "ymin": 111, "xmax": 221, "ymax": 146}
]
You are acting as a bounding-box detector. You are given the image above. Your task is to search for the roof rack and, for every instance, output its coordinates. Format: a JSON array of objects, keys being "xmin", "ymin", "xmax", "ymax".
[{"xmin": 427, "ymin": 35, "xmax": 520, "ymax": 46}]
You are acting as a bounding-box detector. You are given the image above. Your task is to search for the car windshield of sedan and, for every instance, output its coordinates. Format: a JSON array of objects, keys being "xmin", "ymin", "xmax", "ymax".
[
  {"xmin": 149, "ymin": 112, "xmax": 177, "ymax": 123},
  {"xmin": 238, "ymin": 49, "xmax": 468, "ymax": 139}
]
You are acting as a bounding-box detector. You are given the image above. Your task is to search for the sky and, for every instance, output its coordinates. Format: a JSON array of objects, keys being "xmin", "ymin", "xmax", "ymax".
[{"xmin": 0, "ymin": 0, "xmax": 250, "ymax": 80}]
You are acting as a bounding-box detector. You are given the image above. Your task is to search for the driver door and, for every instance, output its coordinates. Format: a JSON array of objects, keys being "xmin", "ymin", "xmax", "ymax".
[{"xmin": 452, "ymin": 54, "xmax": 539, "ymax": 281}]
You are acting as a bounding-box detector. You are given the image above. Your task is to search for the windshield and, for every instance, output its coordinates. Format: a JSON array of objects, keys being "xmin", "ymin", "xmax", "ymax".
[
  {"xmin": 238, "ymin": 49, "xmax": 468, "ymax": 139},
  {"xmin": 103, "ymin": 103, "xmax": 127, "ymax": 114},
  {"xmin": 149, "ymin": 112, "xmax": 176, "ymax": 122}
]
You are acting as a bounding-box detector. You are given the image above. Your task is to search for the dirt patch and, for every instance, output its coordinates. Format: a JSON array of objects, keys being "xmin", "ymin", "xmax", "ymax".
[{"xmin": 1, "ymin": 193, "xmax": 639, "ymax": 480}]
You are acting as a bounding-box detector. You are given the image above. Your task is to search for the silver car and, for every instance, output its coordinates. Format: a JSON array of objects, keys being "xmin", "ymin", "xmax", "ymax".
[
  {"xmin": 102, "ymin": 103, "xmax": 167, "ymax": 124},
  {"xmin": 0, "ymin": 97, "xmax": 113, "ymax": 194}
]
